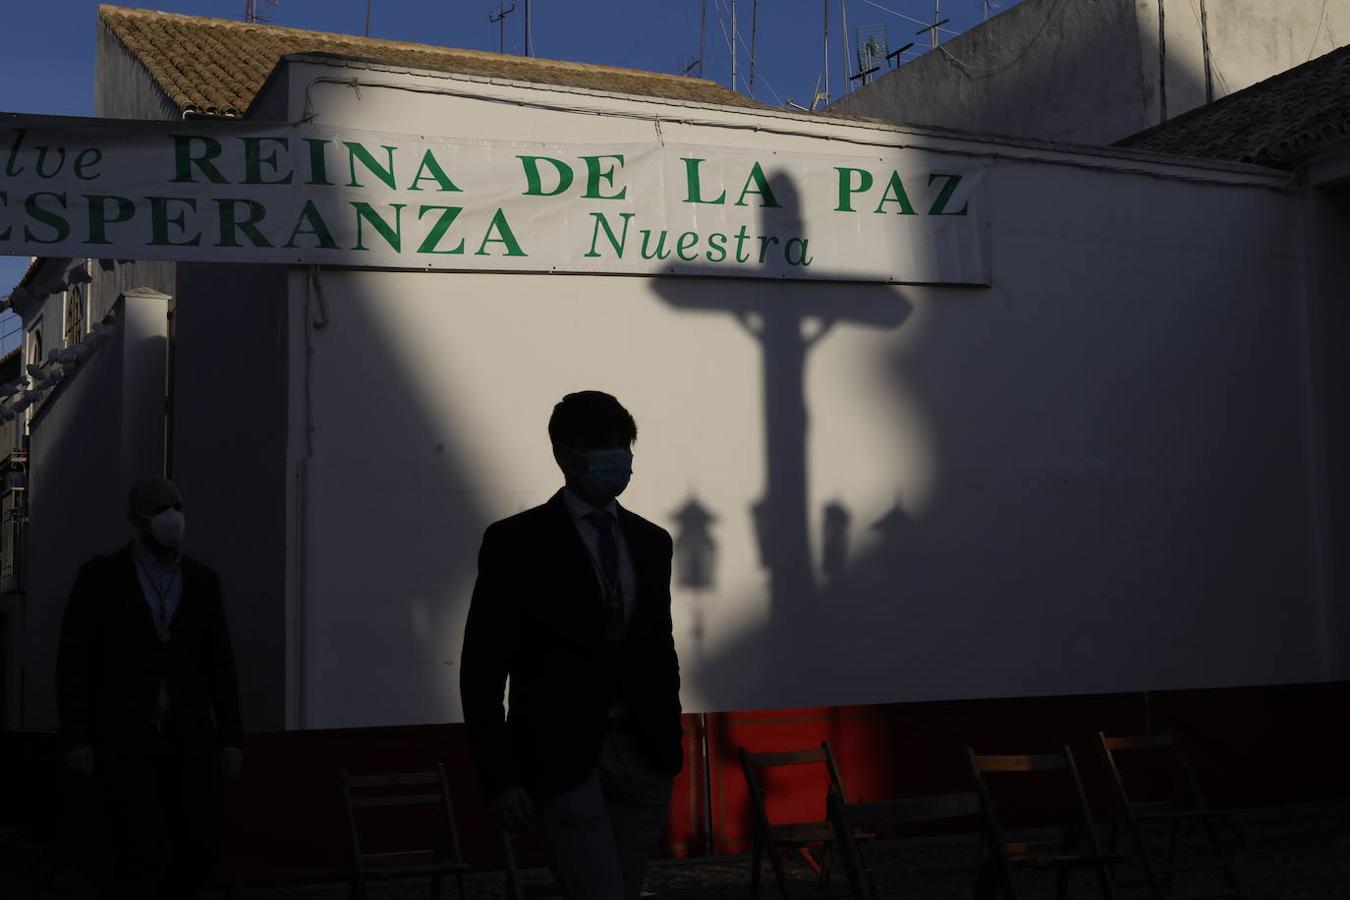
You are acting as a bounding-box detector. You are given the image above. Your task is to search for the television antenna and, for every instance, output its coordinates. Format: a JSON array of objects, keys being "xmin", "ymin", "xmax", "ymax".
[
  {"xmin": 749, "ymin": 0, "xmax": 760, "ymax": 98},
  {"xmin": 243, "ymin": 0, "xmax": 278, "ymax": 23},
  {"xmin": 489, "ymin": 1, "xmax": 516, "ymax": 54},
  {"xmin": 915, "ymin": 0, "xmax": 950, "ymax": 49},
  {"xmin": 853, "ymin": 24, "xmax": 887, "ymax": 86}
]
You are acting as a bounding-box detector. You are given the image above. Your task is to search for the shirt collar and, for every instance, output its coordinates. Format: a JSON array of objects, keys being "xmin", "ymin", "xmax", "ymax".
[
  {"xmin": 561, "ymin": 487, "xmax": 619, "ymax": 522},
  {"xmin": 133, "ymin": 536, "xmax": 180, "ymax": 572}
]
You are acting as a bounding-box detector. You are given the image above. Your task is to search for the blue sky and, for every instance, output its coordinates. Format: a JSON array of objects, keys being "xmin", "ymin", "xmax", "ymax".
[{"xmin": 0, "ymin": 0, "xmax": 1022, "ymax": 353}]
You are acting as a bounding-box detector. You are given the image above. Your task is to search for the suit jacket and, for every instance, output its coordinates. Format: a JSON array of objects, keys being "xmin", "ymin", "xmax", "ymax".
[
  {"xmin": 56, "ymin": 543, "xmax": 244, "ymax": 756},
  {"xmin": 460, "ymin": 491, "xmax": 683, "ymax": 798}
]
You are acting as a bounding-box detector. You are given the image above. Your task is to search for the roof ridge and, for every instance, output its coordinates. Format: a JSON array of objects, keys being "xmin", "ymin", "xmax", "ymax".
[
  {"xmin": 96, "ymin": 4, "xmax": 726, "ymax": 91},
  {"xmin": 1118, "ymin": 40, "xmax": 1350, "ymax": 150}
]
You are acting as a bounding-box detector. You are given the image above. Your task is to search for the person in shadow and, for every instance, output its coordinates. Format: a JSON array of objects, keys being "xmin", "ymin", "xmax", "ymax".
[
  {"xmin": 56, "ymin": 476, "xmax": 243, "ymax": 900},
  {"xmin": 460, "ymin": 391, "xmax": 682, "ymax": 900}
]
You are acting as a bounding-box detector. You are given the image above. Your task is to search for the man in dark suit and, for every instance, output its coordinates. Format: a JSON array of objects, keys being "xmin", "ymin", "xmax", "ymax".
[
  {"xmin": 461, "ymin": 391, "xmax": 683, "ymax": 900},
  {"xmin": 57, "ymin": 476, "xmax": 243, "ymax": 900}
]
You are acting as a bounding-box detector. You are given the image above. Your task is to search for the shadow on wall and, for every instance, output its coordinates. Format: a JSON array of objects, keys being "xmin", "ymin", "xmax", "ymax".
[
  {"xmin": 654, "ymin": 129, "xmax": 1320, "ymax": 716},
  {"xmin": 827, "ymin": 0, "xmax": 1216, "ymax": 145},
  {"xmin": 653, "ymin": 171, "xmax": 916, "ymax": 710}
]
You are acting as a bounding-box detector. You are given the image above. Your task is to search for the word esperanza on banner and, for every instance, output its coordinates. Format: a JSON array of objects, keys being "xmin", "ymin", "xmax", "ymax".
[{"xmin": 0, "ymin": 112, "xmax": 990, "ymax": 284}]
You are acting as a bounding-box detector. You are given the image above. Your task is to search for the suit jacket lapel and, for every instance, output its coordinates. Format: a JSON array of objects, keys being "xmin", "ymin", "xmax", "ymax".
[
  {"xmin": 115, "ymin": 543, "xmax": 161, "ymax": 641},
  {"xmin": 615, "ymin": 505, "xmax": 653, "ymax": 636},
  {"xmin": 547, "ymin": 491, "xmax": 606, "ymax": 612}
]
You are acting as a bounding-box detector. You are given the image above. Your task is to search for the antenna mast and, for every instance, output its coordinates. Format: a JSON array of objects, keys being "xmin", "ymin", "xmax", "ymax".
[
  {"xmin": 841, "ymin": 0, "xmax": 851, "ymax": 91},
  {"xmin": 365, "ymin": 0, "xmax": 372, "ymax": 36},
  {"xmin": 489, "ymin": 2, "xmax": 516, "ymax": 54},
  {"xmin": 698, "ymin": 0, "xmax": 707, "ymax": 76},
  {"xmin": 749, "ymin": 0, "xmax": 760, "ymax": 98},
  {"xmin": 524, "ymin": 0, "xmax": 532, "ymax": 56},
  {"xmin": 823, "ymin": 1, "xmax": 830, "ymax": 106},
  {"xmin": 915, "ymin": 0, "xmax": 949, "ymax": 50},
  {"xmin": 244, "ymin": 0, "xmax": 277, "ymax": 23},
  {"xmin": 730, "ymin": 0, "xmax": 738, "ymax": 91}
]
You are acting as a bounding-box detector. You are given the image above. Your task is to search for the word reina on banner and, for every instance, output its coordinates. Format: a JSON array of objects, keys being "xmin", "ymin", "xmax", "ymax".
[{"xmin": 0, "ymin": 117, "xmax": 988, "ymax": 284}]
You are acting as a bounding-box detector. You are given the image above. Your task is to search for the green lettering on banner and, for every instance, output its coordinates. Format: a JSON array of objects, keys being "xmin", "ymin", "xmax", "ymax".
[
  {"xmin": 148, "ymin": 197, "xmax": 201, "ymax": 247},
  {"xmin": 407, "ymin": 151, "xmax": 461, "ymax": 193},
  {"xmin": 215, "ymin": 199, "xmax": 272, "ymax": 248},
  {"xmin": 732, "ymin": 225, "xmax": 751, "ymax": 263},
  {"xmin": 304, "ymin": 139, "xmax": 334, "ymax": 186},
  {"xmin": 285, "ymin": 200, "xmax": 338, "ymax": 249},
  {"xmin": 756, "ymin": 235, "xmax": 780, "ymax": 263},
  {"xmin": 475, "ymin": 209, "xmax": 526, "ymax": 257},
  {"xmin": 352, "ymin": 202, "xmax": 405, "ymax": 252},
  {"xmin": 928, "ymin": 174, "xmax": 969, "ymax": 216},
  {"xmin": 73, "ymin": 148, "xmax": 102, "ymax": 181},
  {"xmin": 23, "ymin": 192, "xmax": 69, "ymax": 244},
  {"xmin": 874, "ymin": 172, "xmax": 916, "ymax": 215},
  {"xmin": 171, "ymin": 135, "xmax": 228, "ymax": 184},
  {"xmin": 585, "ymin": 212, "xmax": 633, "ymax": 258},
  {"xmin": 581, "ymin": 155, "xmax": 626, "ymax": 200},
  {"xmin": 682, "ymin": 158, "xmax": 726, "ymax": 204},
  {"xmin": 344, "ymin": 142, "xmax": 399, "ymax": 190},
  {"xmin": 705, "ymin": 232, "xmax": 727, "ymax": 262},
  {"xmin": 639, "ymin": 230, "xmax": 671, "ymax": 260},
  {"xmin": 785, "ymin": 238, "xmax": 813, "ymax": 267},
  {"xmin": 5, "ymin": 129, "xmax": 27, "ymax": 177},
  {"xmin": 675, "ymin": 231, "xmax": 699, "ymax": 261},
  {"xmin": 243, "ymin": 137, "xmax": 293, "ymax": 185},
  {"xmin": 84, "ymin": 194, "xmax": 135, "ymax": 245},
  {"xmin": 835, "ymin": 168, "xmax": 873, "ymax": 212},
  {"xmin": 0, "ymin": 191, "xmax": 9, "ymax": 241},
  {"xmin": 35, "ymin": 146, "xmax": 66, "ymax": 180},
  {"xmin": 416, "ymin": 206, "xmax": 466, "ymax": 254},
  {"xmin": 519, "ymin": 156, "xmax": 574, "ymax": 197},
  {"xmin": 734, "ymin": 162, "xmax": 779, "ymax": 208}
]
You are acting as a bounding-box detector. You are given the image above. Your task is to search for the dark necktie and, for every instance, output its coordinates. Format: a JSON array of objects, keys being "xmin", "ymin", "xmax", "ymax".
[{"xmin": 585, "ymin": 511, "xmax": 626, "ymax": 641}]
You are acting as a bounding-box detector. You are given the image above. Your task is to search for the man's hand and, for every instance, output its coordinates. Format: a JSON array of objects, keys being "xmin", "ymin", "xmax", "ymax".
[
  {"xmin": 222, "ymin": 747, "xmax": 243, "ymax": 779},
  {"xmin": 65, "ymin": 746, "xmax": 93, "ymax": 775},
  {"xmin": 488, "ymin": 786, "xmax": 534, "ymax": 833}
]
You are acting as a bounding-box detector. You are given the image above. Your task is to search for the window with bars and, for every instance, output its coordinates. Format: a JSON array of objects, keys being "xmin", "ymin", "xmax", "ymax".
[{"xmin": 64, "ymin": 286, "xmax": 84, "ymax": 348}]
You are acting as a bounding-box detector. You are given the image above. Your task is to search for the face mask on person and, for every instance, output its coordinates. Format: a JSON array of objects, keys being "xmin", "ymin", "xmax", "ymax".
[
  {"xmin": 581, "ymin": 450, "xmax": 633, "ymax": 501},
  {"xmin": 147, "ymin": 509, "xmax": 186, "ymax": 549}
]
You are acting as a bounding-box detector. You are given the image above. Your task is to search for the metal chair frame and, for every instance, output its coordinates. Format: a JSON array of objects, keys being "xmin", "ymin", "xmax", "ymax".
[
  {"xmin": 967, "ymin": 746, "xmax": 1120, "ymax": 900},
  {"xmin": 340, "ymin": 763, "xmax": 469, "ymax": 900},
  {"xmin": 1097, "ymin": 730, "xmax": 1243, "ymax": 899}
]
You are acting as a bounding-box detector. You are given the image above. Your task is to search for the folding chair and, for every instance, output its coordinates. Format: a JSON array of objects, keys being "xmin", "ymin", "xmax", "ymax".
[
  {"xmin": 340, "ymin": 763, "xmax": 470, "ymax": 900},
  {"xmin": 827, "ymin": 786, "xmax": 1020, "ymax": 900},
  {"xmin": 501, "ymin": 829, "xmax": 561, "ymax": 900},
  {"xmin": 967, "ymin": 746, "xmax": 1119, "ymax": 900},
  {"xmin": 1097, "ymin": 731, "xmax": 1243, "ymax": 899},
  {"xmin": 739, "ymin": 741, "xmax": 854, "ymax": 899}
]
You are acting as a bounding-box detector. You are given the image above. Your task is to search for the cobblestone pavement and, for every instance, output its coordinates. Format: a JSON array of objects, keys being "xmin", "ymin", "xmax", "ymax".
[{"xmin": 4, "ymin": 802, "xmax": 1347, "ymax": 899}]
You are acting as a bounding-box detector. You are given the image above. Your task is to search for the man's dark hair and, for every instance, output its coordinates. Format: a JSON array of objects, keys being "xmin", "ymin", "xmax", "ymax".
[{"xmin": 549, "ymin": 391, "xmax": 637, "ymax": 448}]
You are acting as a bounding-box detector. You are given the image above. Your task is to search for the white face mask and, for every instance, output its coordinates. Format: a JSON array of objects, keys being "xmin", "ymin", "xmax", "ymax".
[{"xmin": 149, "ymin": 509, "xmax": 186, "ymax": 549}]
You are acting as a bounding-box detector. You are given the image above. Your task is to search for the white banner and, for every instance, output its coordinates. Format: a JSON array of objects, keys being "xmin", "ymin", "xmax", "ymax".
[{"xmin": 0, "ymin": 113, "xmax": 990, "ymax": 284}]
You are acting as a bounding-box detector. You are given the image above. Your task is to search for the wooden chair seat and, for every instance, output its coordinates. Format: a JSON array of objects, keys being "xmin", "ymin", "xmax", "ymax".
[
  {"xmin": 968, "ymin": 746, "xmax": 1119, "ymax": 899},
  {"xmin": 1009, "ymin": 852, "xmax": 1122, "ymax": 869},
  {"xmin": 359, "ymin": 850, "xmax": 472, "ymax": 877},
  {"xmin": 767, "ymin": 821, "xmax": 835, "ymax": 843},
  {"xmin": 740, "ymin": 741, "xmax": 852, "ymax": 899},
  {"xmin": 341, "ymin": 763, "xmax": 468, "ymax": 900},
  {"xmin": 1097, "ymin": 731, "xmax": 1244, "ymax": 899},
  {"xmin": 1133, "ymin": 808, "xmax": 1229, "ymax": 822},
  {"xmin": 827, "ymin": 788, "xmax": 1012, "ymax": 900}
]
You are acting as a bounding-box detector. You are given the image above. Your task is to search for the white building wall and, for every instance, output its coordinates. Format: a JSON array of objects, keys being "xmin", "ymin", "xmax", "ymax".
[
  {"xmin": 22, "ymin": 290, "xmax": 167, "ymax": 730},
  {"xmin": 271, "ymin": 61, "xmax": 1325, "ymax": 727},
  {"xmin": 830, "ymin": 0, "xmax": 1349, "ymax": 145}
]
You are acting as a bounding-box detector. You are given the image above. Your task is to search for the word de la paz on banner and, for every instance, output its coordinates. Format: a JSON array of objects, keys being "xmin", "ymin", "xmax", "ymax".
[{"xmin": 0, "ymin": 129, "xmax": 973, "ymax": 266}]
